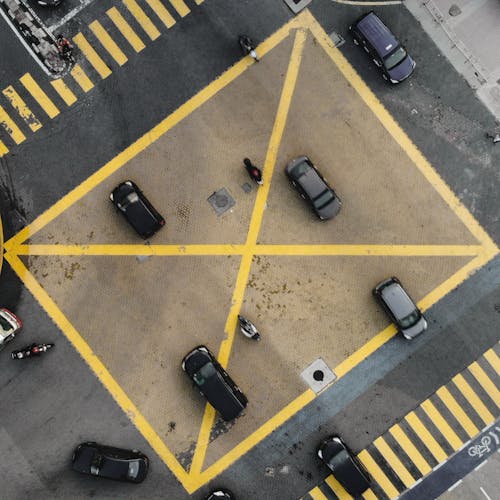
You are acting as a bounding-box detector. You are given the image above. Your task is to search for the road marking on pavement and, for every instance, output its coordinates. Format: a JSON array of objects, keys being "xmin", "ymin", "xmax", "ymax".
[
  {"xmin": 90, "ymin": 20, "xmax": 128, "ymax": 66},
  {"xmin": 107, "ymin": 7, "xmax": 146, "ymax": 52},
  {"xmin": 421, "ymin": 400, "xmax": 463, "ymax": 450},
  {"xmin": 123, "ymin": 0, "xmax": 161, "ymax": 40},
  {"xmin": 70, "ymin": 64, "xmax": 95, "ymax": 93},
  {"xmin": 452, "ymin": 374, "xmax": 494, "ymax": 425},
  {"xmin": 325, "ymin": 474, "xmax": 353, "ymax": 498},
  {"xmin": 73, "ymin": 33, "xmax": 112, "ymax": 79},
  {"xmin": 361, "ymin": 489, "xmax": 377, "ymax": 499},
  {"xmin": 389, "ymin": 424, "xmax": 432, "ymax": 476},
  {"xmin": 146, "ymin": 0, "xmax": 176, "ymax": 28},
  {"xmin": 168, "ymin": 0, "xmax": 190, "ymax": 17},
  {"xmin": 308, "ymin": 486, "xmax": 329, "ymax": 500},
  {"xmin": 358, "ymin": 449, "xmax": 399, "ymax": 499},
  {"xmin": 436, "ymin": 386, "xmax": 479, "ymax": 437},
  {"xmin": 50, "ymin": 79, "xmax": 77, "ymax": 106},
  {"xmin": 405, "ymin": 412, "xmax": 447, "ymax": 462},
  {"xmin": 19, "ymin": 73, "xmax": 59, "ymax": 119},
  {"xmin": 0, "ymin": 105, "xmax": 26, "ymax": 144},
  {"xmin": 0, "ymin": 140, "xmax": 8, "ymax": 157},
  {"xmin": 374, "ymin": 436, "xmax": 416, "ymax": 488},
  {"xmin": 2, "ymin": 85, "xmax": 42, "ymax": 132},
  {"xmin": 484, "ymin": 349, "xmax": 500, "ymax": 375},
  {"xmin": 469, "ymin": 362, "xmax": 500, "ymax": 407}
]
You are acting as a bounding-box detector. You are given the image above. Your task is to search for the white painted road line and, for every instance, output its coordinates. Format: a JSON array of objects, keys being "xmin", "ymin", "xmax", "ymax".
[
  {"xmin": 480, "ymin": 486, "xmax": 492, "ymax": 500},
  {"xmin": 50, "ymin": 0, "xmax": 96, "ymax": 31}
]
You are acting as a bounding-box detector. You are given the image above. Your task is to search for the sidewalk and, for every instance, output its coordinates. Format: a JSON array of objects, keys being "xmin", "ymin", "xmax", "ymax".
[{"xmin": 406, "ymin": 0, "xmax": 500, "ymax": 122}]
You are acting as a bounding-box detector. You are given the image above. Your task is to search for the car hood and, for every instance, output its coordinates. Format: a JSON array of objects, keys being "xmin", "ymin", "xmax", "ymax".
[
  {"xmin": 388, "ymin": 55, "xmax": 415, "ymax": 82},
  {"xmin": 402, "ymin": 315, "xmax": 427, "ymax": 339}
]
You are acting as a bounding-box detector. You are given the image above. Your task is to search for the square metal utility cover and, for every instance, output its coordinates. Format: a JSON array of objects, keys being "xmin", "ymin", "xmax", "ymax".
[
  {"xmin": 329, "ymin": 31, "xmax": 345, "ymax": 48},
  {"xmin": 301, "ymin": 358, "xmax": 337, "ymax": 394},
  {"xmin": 282, "ymin": 0, "xmax": 312, "ymax": 14},
  {"xmin": 207, "ymin": 188, "xmax": 235, "ymax": 215}
]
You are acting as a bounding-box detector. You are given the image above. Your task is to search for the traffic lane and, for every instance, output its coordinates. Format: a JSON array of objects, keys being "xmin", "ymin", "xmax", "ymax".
[
  {"xmin": 205, "ymin": 255, "xmax": 500, "ymax": 499},
  {"xmin": 309, "ymin": 0, "xmax": 500, "ymax": 245},
  {"xmin": 2, "ymin": 0, "xmax": 292, "ymax": 226}
]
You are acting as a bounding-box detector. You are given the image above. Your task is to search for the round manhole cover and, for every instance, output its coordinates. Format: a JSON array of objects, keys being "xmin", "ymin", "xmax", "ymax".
[{"xmin": 313, "ymin": 370, "xmax": 324, "ymax": 381}]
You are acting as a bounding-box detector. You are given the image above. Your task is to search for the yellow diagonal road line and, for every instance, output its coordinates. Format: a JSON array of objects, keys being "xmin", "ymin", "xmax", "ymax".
[{"xmin": 189, "ymin": 28, "xmax": 307, "ymax": 478}]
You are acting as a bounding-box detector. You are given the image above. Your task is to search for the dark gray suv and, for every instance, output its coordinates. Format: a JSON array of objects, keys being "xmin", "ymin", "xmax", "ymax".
[
  {"xmin": 349, "ymin": 11, "xmax": 416, "ymax": 83},
  {"xmin": 373, "ymin": 277, "xmax": 427, "ymax": 339}
]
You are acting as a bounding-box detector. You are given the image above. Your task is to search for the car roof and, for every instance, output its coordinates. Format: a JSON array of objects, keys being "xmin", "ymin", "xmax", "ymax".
[
  {"xmin": 380, "ymin": 282, "xmax": 416, "ymax": 318},
  {"xmin": 296, "ymin": 165, "xmax": 328, "ymax": 200},
  {"xmin": 356, "ymin": 11, "xmax": 399, "ymax": 58}
]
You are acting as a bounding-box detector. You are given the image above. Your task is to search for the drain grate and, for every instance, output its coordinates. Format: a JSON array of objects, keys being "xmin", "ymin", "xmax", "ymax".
[
  {"xmin": 300, "ymin": 358, "xmax": 336, "ymax": 394},
  {"xmin": 207, "ymin": 188, "xmax": 235, "ymax": 215}
]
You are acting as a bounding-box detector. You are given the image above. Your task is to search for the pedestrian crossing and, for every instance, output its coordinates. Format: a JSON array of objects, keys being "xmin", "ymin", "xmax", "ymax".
[
  {"xmin": 0, "ymin": 0, "xmax": 206, "ymax": 157},
  {"xmin": 304, "ymin": 343, "xmax": 500, "ymax": 500}
]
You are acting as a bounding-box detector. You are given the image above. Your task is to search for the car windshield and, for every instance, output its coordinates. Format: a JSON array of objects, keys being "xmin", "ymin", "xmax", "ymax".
[
  {"xmin": 399, "ymin": 309, "xmax": 421, "ymax": 328},
  {"xmin": 313, "ymin": 190, "xmax": 335, "ymax": 209},
  {"xmin": 384, "ymin": 46, "xmax": 407, "ymax": 70},
  {"xmin": 127, "ymin": 460, "xmax": 140, "ymax": 479},
  {"xmin": 193, "ymin": 362, "xmax": 216, "ymax": 387},
  {"xmin": 0, "ymin": 316, "xmax": 12, "ymax": 334}
]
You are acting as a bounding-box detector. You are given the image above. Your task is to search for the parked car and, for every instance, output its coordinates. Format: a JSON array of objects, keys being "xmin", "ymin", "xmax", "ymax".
[
  {"xmin": 110, "ymin": 180, "xmax": 165, "ymax": 238},
  {"xmin": 0, "ymin": 308, "xmax": 22, "ymax": 350},
  {"xmin": 285, "ymin": 156, "xmax": 342, "ymax": 220},
  {"xmin": 71, "ymin": 442, "xmax": 149, "ymax": 483},
  {"xmin": 35, "ymin": 0, "xmax": 64, "ymax": 5},
  {"xmin": 349, "ymin": 11, "xmax": 416, "ymax": 83},
  {"xmin": 317, "ymin": 436, "xmax": 370, "ymax": 497},
  {"xmin": 206, "ymin": 489, "xmax": 235, "ymax": 500},
  {"xmin": 182, "ymin": 345, "xmax": 248, "ymax": 421},
  {"xmin": 373, "ymin": 276, "xmax": 427, "ymax": 339}
]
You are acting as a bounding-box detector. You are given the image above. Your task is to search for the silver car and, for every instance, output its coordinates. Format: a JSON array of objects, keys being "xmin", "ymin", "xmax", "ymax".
[
  {"xmin": 373, "ymin": 277, "xmax": 427, "ymax": 339},
  {"xmin": 0, "ymin": 308, "xmax": 23, "ymax": 350}
]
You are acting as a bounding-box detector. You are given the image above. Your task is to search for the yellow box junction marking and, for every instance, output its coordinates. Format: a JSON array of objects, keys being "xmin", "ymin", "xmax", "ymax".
[
  {"xmin": 145, "ymin": 0, "xmax": 176, "ymax": 29},
  {"xmin": 50, "ymin": 79, "xmax": 77, "ymax": 106},
  {"xmin": 107, "ymin": 7, "xmax": 146, "ymax": 52},
  {"xmin": 2, "ymin": 11, "xmax": 499, "ymax": 495},
  {"xmin": 2, "ymin": 85, "xmax": 42, "ymax": 132},
  {"xmin": 19, "ymin": 73, "xmax": 59, "ymax": 118},
  {"xmin": 90, "ymin": 20, "xmax": 128, "ymax": 66},
  {"xmin": 0, "ymin": 104, "xmax": 26, "ymax": 144},
  {"xmin": 123, "ymin": 0, "xmax": 161, "ymax": 40},
  {"xmin": 73, "ymin": 33, "xmax": 112, "ymax": 79}
]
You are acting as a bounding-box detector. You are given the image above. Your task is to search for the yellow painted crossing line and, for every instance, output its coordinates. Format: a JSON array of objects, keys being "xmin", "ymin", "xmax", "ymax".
[
  {"xmin": 123, "ymin": 0, "xmax": 161, "ymax": 40},
  {"xmin": 0, "ymin": 140, "xmax": 8, "ymax": 157},
  {"xmin": 358, "ymin": 450, "xmax": 399, "ymax": 499},
  {"xmin": 405, "ymin": 412, "xmax": 447, "ymax": 462},
  {"xmin": 107, "ymin": 7, "xmax": 146, "ymax": 52},
  {"xmin": 484, "ymin": 348, "xmax": 500, "ymax": 375},
  {"xmin": 50, "ymin": 79, "xmax": 77, "ymax": 106},
  {"xmin": 168, "ymin": 0, "xmax": 190, "ymax": 17},
  {"xmin": 469, "ymin": 362, "xmax": 500, "ymax": 407},
  {"xmin": 373, "ymin": 436, "xmax": 416, "ymax": 488},
  {"xmin": 70, "ymin": 64, "xmax": 95, "ymax": 92},
  {"xmin": 436, "ymin": 386, "xmax": 479, "ymax": 437},
  {"xmin": 146, "ymin": 0, "xmax": 176, "ymax": 28},
  {"xmin": 361, "ymin": 490, "xmax": 378, "ymax": 500},
  {"xmin": 73, "ymin": 33, "xmax": 112, "ymax": 79},
  {"xmin": 19, "ymin": 73, "xmax": 59, "ymax": 119},
  {"xmin": 2, "ymin": 85, "xmax": 41, "ymax": 132},
  {"xmin": 90, "ymin": 20, "xmax": 128, "ymax": 66},
  {"xmin": 452, "ymin": 373, "xmax": 494, "ymax": 425},
  {"xmin": 421, "ymin": 400, "xmax": 462, "ymax": 450},
  {"xmin": 308, "ymin": 486, "xmax": 329, "ymax": 500},
  {"xmin": 0, "ymin": 105, "xmax": 26, "ymax": 144},
  {"xmin": 388, "ymin": 424, "xmax": 431, "ymax": 476},
  {"xmin": 325, "ymin": 475, "xmax": 352, "ymax": 498}
]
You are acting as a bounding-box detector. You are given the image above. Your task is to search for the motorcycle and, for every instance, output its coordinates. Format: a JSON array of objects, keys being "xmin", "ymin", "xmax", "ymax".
[
  {"xmin": 243, "ymin": 158, "xmax": 263, "ymax": 185},
  {"xmin": 56, "ymin": 35, "xmax": 75, "ymax": 63},
  {"xmin": 237, "ymin": 315, "xmax": 261, "ymax": 341},
  {"xmin": 11, "ymin": 343, "xmax": 54, "ymax": 360},
  {"xmin": 238, "ymin": 35, "xmax": 259, "ymax": 62}
]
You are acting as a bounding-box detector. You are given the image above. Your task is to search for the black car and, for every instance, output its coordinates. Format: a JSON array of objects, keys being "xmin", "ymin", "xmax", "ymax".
[
  {"xmin": 373, "ymin": 277, "xmax": 427, "ymax": 339},
  {"xmin": 35, "ymin": 0, "xmax": 64, "ymax": 5},
  {"xmin": 317, "ymin": 436, "xmax": 370, "ymax": 497},
  {"xmin": 71, "ymin": 442, "xmax": 149, "ymax": 483},
  {"xmin": 182, "ymin": 345, "xmax": 248, "ymax": 421},
  {"xmin": 206, "ymin": 489, "xmax": 235, "ymax": 500},
  {"xmin": 349, "ymin": 11, "xmax": 416, "ymax": 83},
  {"xmin": 110, "ymin": 180, "xmax": 165, "ymax": 238},
  {"xmin": 285, "ymin": 156, "xmax": 342, "ymax": 220}
]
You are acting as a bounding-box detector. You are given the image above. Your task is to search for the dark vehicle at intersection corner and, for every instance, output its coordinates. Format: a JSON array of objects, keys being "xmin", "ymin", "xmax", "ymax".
[
  {"xmin": 285, "ymin": 156, "xmax": 342, "ymax": 220},
  {"xmin": 349, "ymin": 11, "xmax": 416, "ymax": 84},
  {"xmin": 110, "ymin": 180, "xmax": 165, "ymax": 239},
  {"xmin": 182, "ymin": 345, "xmax": 248, "ymax": 421},
  {"xmin": 373, "ymin": 276, "xmax": 428, "ymax": 339},
  {"xmin": 71, "ymin": 442, "xmax": 149, "ymax": 483},
  {"xmin": 317, "ymin": 436, "xmax": 370, "ymax": 497}
]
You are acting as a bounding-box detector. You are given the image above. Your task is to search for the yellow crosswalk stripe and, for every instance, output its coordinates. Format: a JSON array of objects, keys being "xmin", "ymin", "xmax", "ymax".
[
  {"xmin": 194, "ymin": 0, "xmax": 203, "ymax": 4},
  {"xmin": 405, "ymin": 412, "xmax": 447, "ymax": 462},
  {"xmin": 123, "ymin": 0, "xmax": 160, "ymax": 40},
  {"xmin": 90, "ymin": 20, "xmax": 128, "ymax": 66},
  {"xmin": 0, "ymin": 105, "xmax": 26, "ymax": 144},
  {"xmin": 453, "ymin": 373, "xmax": 494, "ymax": 426},
  {"xmin": 0, "ymin": 140, "xmax": 9, "ymax": 156},
  {"xmin": 362, "ymin": 489, "xmax": 378, "ymax": 500},
  {"xmin": 389, "ymin": 424, "xmax": 431, "ymax": 476},
  {"xmin": 484, "ymin": 349, "xmax": 500, "ymax": 376},
  {"xmin": 421, "ymin": 400, "xmax": 462, "ymax": 450},
  {"xmin": 70, "ymin": 64, "xmax": 94, "ymax": 92},
  {"xmin": 2, "ymin": 86, "xmax": 41, "ymax": 132},
  {"xmin": 168, "ymin": 0, "xmax": 190, "ymax": 17},
  {"xmin": 308, "ymin": 486, "xmax": 328, "ymax": 500},
  {"xmin": 145, "ymin": 0, "xmax": 175, "ymax": 28},
  {"xmin": 325, "ymin": 475, "xmax": 353, "ymax": 499},
  {"xmin": 437, "ymin": 386, "xmax": 479, "ymax": 437},
  {"xmin": 107, "ymin": 7, "xmax": 145, "ymax": 52},
  {"xmin": 469, "ymin": 362, "xmax": 500, "ymax": 407},
  {"xmin": 50, "ymin": 79, "xmax": 77, "ymax": 106},
  {"xmin": 73, "ymin": 33, "xmax": 112, "ymax": 79},
  {"xmin": 373, "ymin": 436, "xmax": 416, "ymax": 488},
  {"xmin": 19, "ymin": 73, "xmax": 59, "ymax": 119},
  {"xmin": 357, "ymin": 450, "xmax": 399, "ymax": 499}
]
